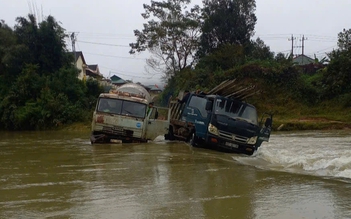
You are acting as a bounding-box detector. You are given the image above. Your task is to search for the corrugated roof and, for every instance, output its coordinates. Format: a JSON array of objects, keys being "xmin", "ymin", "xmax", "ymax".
[
  {"xmin": 146, "ymin": 85, "xmax": 163, "ymax": 91},
  {"xmin": 110, "ymin": 75, "xmax": 126, "ymax": 84},
  {"xmin": 293, "ymin": 55, "xmax": 314, "ymax": 65}
]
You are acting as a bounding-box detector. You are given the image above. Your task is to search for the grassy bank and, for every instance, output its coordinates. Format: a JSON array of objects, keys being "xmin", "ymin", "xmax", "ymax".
[
  {"xmin": 56, "ymin": 122, "xmax": 91, "ymax": 131},
  {"xmin": 258, "ymin": 101, "xmax": 351, "ymax": 131}
]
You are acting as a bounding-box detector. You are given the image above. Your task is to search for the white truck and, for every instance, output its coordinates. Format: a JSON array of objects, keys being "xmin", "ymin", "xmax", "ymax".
[{"xmin": 90, "ymin": 83, "xmax": 170, "ymax": 144}]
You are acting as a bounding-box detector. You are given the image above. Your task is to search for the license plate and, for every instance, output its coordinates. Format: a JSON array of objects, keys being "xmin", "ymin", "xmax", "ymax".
[{"xmin": 225, "ymin": 142, "xmax": 238, "ymax": 148}]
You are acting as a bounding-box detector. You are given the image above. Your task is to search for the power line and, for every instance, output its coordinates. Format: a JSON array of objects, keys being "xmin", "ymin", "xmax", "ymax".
[
  {"xmin": 84, "ymin": 52, "xmax": 146, "ymax": 60},
  {"xmin": 99, "ymin": 65, "xmax": 155, "ymax": 77},
  {"xmin": 305, "ymin": 45, "xmax": 337, "ymax": 56},
  {"xmin": 79, "ymin": 36, "xmax": 134, "ymax": 40},
  {"xmin": 77, "ymin": 40, "xmax": 130, "ymax": 47},
  {"xmin": 276, "ymin": 49, "xmax": 291, "ymax": 54},
  {"xmin": 106, "ymin": 70, "xmax": 155, "ymax": 80}
]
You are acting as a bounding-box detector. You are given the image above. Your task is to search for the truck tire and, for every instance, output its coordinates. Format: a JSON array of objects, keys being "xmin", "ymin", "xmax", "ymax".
[
  {"xmin": 190, "ymin": 132, "xmax": 198, "ymax": 147},
  {"xmin": 165, "ymin": 126, "xmax": 174, "ymax": 140},
  {"xmin": 245, "ymin": 147, "xmax": 256, "ymax": 156}
]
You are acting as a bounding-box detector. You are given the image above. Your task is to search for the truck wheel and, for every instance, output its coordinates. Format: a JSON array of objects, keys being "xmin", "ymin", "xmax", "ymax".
[
  {"xmin": 190, "ymin": 133, "xmax": 198, "ymax": 147},
  {"xmin": 165, "ymin": 126, "xmax": 174, "ymax": 140},
  {"xmin": 245, "ymin": 148, "xmax": 255, "ymax": 156}
]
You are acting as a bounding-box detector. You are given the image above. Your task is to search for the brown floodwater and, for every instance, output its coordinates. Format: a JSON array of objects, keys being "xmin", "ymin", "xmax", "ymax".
[{"xmin": 0, "ymin": 130, "xmax": 351, "ymax": 219}]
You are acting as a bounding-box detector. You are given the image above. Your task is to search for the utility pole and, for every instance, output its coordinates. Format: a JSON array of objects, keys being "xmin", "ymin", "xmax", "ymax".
[
  {"xmin": 301, "ymin": 35, "xmax": 308, "ymax": 55},
  {"xmin": 70, "ymin": 32, "xmax": 77, "ymax": 61},
  {"xmin": 288, "ymin": 35, "xmax": 296, "ymax": 57}
]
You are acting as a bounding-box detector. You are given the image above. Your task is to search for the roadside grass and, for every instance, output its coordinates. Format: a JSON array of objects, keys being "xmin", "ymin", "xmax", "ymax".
[
  {"xmin": 251, "ymin": 90, "xmax": 351, "ymax": 131},
  {"xmin": 264, "ymin": 101, "xmax": 351, "ymax": 131}
]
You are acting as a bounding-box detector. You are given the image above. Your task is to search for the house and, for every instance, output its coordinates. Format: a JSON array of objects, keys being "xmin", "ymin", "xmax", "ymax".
[
  {"xmin": 293, "ymin": 54, "xmax": 327, "ymax": 74},
  {"xmin": 86, "ymin": 64, "xmax": 103, "ymax": 80},
  {"xmin": 293, "ymin": 54, "xmax": 314, "ymax": 66},
  {"xmin": 145, "ymin": 84, "xmax": 163, "ymax": 102},
  {"xmin": 110, "ymin": 75, "xmax": 127, "ymax": 87},
  {"xmin": 70, "ymin": 51, "xmax": 87, "ymax": 80},
  {"xmin": 145, "ymin": 84, "xmax": 163, "ymax": 95}
]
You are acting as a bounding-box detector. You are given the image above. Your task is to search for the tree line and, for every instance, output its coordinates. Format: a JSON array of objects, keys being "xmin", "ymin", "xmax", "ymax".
[
  {"xmin": 130, "ymin": 0, "xmax": 351, "ymax": 111},
  {"xmin": 0, "ymin": 15, "xmax": 103, "ymax": 130},
  {"xmin": 1, "ymin": 0, "xmax": 350, "ymax": 130}
]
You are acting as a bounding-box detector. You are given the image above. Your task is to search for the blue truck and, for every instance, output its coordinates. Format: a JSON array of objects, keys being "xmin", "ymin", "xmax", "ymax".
[{"xmin": 165, "ymin": 80, "xmax": 273, "ymax": 155}]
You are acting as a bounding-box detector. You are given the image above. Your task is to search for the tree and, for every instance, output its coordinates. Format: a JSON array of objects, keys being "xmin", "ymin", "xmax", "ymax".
[
  {"xmin": 274, "ymin": 52, "xmax": 293, "ymax": 64},
  {"xmin": 319, "ymin": 28, "xmax": 351, "ymax": 99},
  {"xmin": 322, "ymin": 49, "xmax": 351, "ymax": 97},
  {"xmin": 196, "ymin": 43, "xmax": 246, "ymax": 72},
  {"xmin": 248, "ymin": 37, "xmax": 274, "ymax": 60},
  {"xmin": 129, "ymin": 0, "xmax": 201, "ymax": 79},
  {"xmin": 198, "ymin": 0, "xmax": 257, "ymax": 57},
  {"xmin": 14, "ymin": 14, "xmax": 69, "ymax": 75},
  {"xmin": 0, "ymin": 20, "xmax": 17, "ymax": 95},
  {"xmin": 337, "ymin": 28, "xmax": 351, "ymax": 51},
  {"xmin": 0, "ymin": 14, "xmax": 102, "ymax": 130}
]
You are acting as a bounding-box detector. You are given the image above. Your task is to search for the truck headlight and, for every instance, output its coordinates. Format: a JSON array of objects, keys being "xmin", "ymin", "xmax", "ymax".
[
  {"xmin": 247, "ymin": 136, "xmax": 257, "ymax": 145},
  {"xmin": 208, "ymin": 123, "xmax": 219, "ymax": 136}
]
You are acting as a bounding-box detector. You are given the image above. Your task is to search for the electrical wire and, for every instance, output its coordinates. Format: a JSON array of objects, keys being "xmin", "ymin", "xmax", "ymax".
[
  {"xmin": 84, "ymin": 52, "xmax": 146, "ymax": 60},
  {"xmin": 77, "ymin": 40, "xmax": 130, "ymax": 47}
]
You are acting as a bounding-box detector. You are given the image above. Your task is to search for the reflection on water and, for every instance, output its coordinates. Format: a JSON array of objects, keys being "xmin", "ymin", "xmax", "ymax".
[{"xmin": 0, "ymin": 130, "xmax": 350, "ymax": 219}]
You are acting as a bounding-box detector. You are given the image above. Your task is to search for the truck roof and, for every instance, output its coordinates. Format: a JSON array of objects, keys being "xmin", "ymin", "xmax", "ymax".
[
  {"xmin": 114, "ymin": 83, "xmax": 151, "ymax": 103},
  {"xmin": 99, "ymin": 92, "xmax": 149, "ymax": 104},
  {"xmin": 100, "ymin": 83, "xmax": 151, "ymax": 104},
  {"xmin": 201, "ymin": 94, "xmax": 256, "ymax": 108}
]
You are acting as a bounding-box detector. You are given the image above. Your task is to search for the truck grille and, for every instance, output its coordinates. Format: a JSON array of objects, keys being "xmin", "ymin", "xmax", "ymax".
[
  {"xmin": 102, "ymin": 126, "xmax": 134, "ymax": 137},
  {"xmin": 218, "ymin": 130, "xmax": 248, "ymax": 144}
]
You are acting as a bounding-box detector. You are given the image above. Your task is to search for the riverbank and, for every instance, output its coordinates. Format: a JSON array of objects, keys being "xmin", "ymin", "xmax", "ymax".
[
  {"xmin": 273, "ymin": 118, "xmax": 351, "ymax": 131},
  {"xmin": 57, "ymin": 122, "xmax": 91, "ymax": 131}
]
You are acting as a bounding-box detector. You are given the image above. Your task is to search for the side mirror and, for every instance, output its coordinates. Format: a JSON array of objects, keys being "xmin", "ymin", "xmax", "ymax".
[
  {"xmin": 265, "ymin": 118, "xmax": 272, "ymax": 127},
  {"xmin": 205, "ymin": 101, "xmax": 213, "ymax": 111}
]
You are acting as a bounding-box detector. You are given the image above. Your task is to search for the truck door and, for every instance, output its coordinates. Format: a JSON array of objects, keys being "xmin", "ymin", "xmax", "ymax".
[
  {"xmin": 145, "ymin": 107, "xmax": 170, "ymax": 141},
  {"xmin": 183, "ymin": 95, "xmax": 210, "ymax": 139},
  {"xmin": 256, "ymin": 113, "xmax": 273, "ymax": 147}
]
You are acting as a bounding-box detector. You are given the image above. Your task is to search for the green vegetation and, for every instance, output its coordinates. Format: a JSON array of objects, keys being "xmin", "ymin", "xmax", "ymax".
[
  {"xmin": 1, "ymin": 0, "xmax": 350, "ymax": 131},
  {"xmin": 130, "ymin": 0, "xmax": 351, "ymax": 131},
  {"xmin": 0, "ymin": 16, "xmax": 103, "ymax": 130}
]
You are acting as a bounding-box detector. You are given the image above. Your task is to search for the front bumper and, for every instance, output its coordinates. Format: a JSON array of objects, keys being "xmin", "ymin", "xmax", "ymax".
[
  {"xmin": 91, "ymin": 131, "xmax": 147, "ymax": 144},
  {"xmin": 205, "ymin": 133, "xmax": 256, "ymax": 155}
]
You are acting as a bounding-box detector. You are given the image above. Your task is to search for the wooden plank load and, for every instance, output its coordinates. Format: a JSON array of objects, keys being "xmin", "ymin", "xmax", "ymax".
[{"xmin": 207, "ymin": 79, "xmax": 260, "ymax": 100}]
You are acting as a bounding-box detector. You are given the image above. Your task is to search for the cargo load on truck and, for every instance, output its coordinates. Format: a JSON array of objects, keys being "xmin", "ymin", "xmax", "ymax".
[
  {"xmin": 165, "ymin": 79, "xmax": 273, "ymax": 155},
  {"xmin": 90, "ymin": 83, "xmax": 170, "ymax": 144}
]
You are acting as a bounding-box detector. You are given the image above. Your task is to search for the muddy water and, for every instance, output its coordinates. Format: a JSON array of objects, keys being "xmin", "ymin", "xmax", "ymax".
[{"xmin": 0, "ymin": 130, "xmax": 351, "ymax": 219}]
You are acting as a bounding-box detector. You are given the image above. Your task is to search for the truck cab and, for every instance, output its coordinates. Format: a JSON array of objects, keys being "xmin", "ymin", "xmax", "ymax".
[
  {"xmin": 90, "ymin": 83, "xmax": 170, "ymax": 144},
  {"xmin": 166, "ymin": 93, "xmax": 273, "ymax": 155}
]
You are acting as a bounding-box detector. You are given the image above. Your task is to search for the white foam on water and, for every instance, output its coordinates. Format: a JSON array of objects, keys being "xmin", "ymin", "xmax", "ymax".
[{"xmin": 234, "ymin": 131, "xmax": 351, "ymax": 179}]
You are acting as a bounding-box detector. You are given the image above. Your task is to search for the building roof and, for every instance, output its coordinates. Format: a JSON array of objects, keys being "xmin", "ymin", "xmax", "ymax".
[
  {"xmin": 146, "ymin": 84, "xmax": 163, "ymax": 91},
  {"xmin": 293, "ymin": 54, "xmax": 314, "ymax": 66},
  {"xmin": 69, "ymin": 51, "xmax": 86, "ymax": 64},
  {"xmin": 110, "ymin": 75, "xmax": 127, "ymax": 84},
  {"xmin": 86, "ymin": 64, "xmax": 103, "ymax": 78},
  {"xmin": 87, "ymin": 64, "xmax": 98, "ymax": 71}
]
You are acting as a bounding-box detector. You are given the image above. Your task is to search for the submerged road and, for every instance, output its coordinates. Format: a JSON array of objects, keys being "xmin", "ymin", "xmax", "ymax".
[{"xmin": 0, "ymin": 130, "xmax": 350, "ymax": 218}]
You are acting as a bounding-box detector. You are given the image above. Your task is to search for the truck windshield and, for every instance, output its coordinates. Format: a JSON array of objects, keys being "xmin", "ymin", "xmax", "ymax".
[
  {"xmin": 97, "ymin": 98, "xmax": 146, "ymax": 118},
  {"xmin": 214, "ymin": 98, "xmax": 258, "ymax": 125}
]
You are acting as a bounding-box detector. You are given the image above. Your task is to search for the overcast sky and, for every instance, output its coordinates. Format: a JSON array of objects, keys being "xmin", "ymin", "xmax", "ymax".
[{"xmin": 1, "ymin": 0, "xmax": 350, "ymax": 85}]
